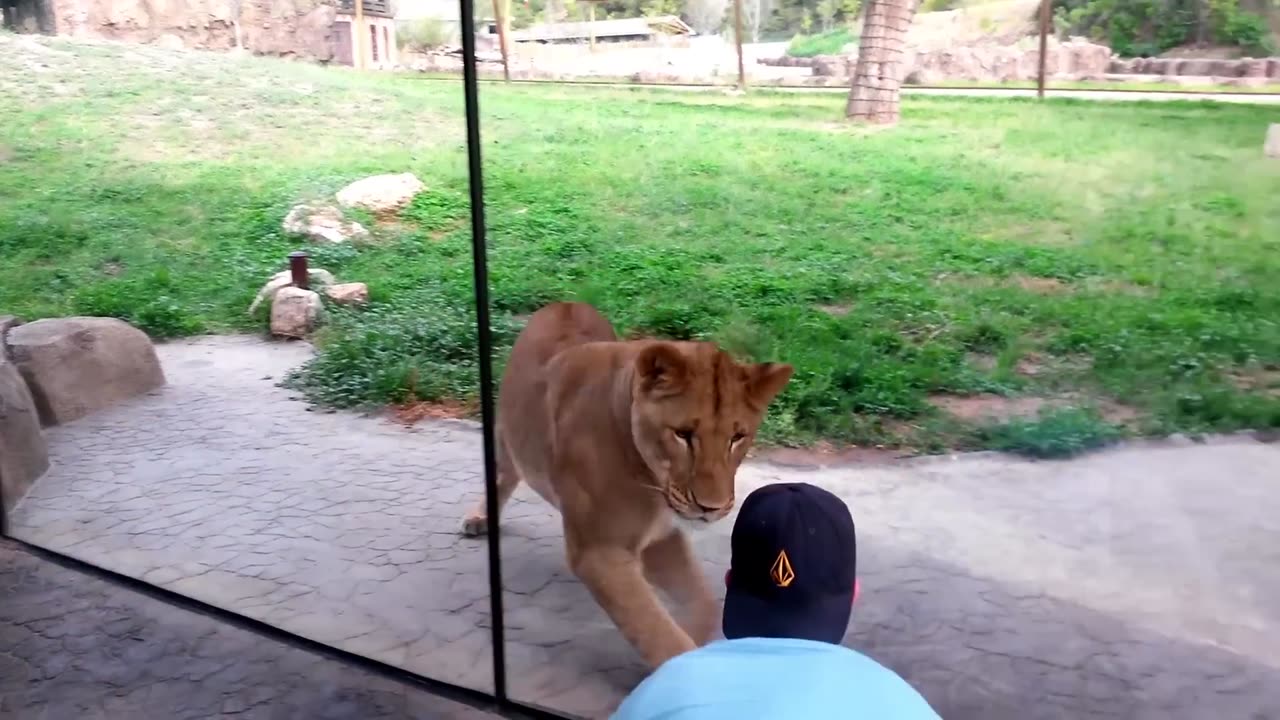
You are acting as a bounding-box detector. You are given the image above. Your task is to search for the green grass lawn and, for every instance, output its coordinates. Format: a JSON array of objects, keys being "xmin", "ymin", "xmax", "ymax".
[{"xmin": 2, "ymin": 34, "xmax": 1278, "ymax": 455}]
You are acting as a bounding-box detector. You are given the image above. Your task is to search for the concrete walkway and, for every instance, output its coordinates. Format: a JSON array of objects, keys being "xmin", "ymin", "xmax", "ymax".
[
  {"xmin": 0, "ymin": 539, "xmax": 502, "ymax": 720},
  {"xmin": 7, "ymin": 336, "xmax": 1280, "ymax": 719}
]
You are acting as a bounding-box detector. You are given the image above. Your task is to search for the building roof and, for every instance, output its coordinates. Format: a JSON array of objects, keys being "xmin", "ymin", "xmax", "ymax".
[{"xmin": 508, "ymin": 15, "xmax": 693, "ymax": 42}]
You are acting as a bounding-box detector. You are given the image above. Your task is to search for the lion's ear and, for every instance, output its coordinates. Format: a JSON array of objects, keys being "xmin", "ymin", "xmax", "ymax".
[
  {"xmin": 744, "ymin": 362, "xmax": 793, "ymax": 409},
  {"xmin": 636, "ymin": 343, "xmax": 689, "ymax": 397}
]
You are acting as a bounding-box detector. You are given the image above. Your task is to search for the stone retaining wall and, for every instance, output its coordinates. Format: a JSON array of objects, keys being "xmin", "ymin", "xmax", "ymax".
[{"xmin": 764, "ymin": 41, "xmax": 1280, "ymax": 83}]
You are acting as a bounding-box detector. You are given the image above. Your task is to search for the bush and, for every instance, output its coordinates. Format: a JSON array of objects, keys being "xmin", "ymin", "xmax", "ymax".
[
  {"xmin": 398, "ymin": 18, "xmax": 453, "ymax": 52},
  {"xmin": 787, "ymin": 28, "xmax": 856, "ymax": 58},
  {"xmin": 976, "ymin": 407, "xmax": 1124, "ymax": 459},
  {"xmin": 282, "ymin": 295, "xmax": 520, "ymax": 410},
  {"xmin": 1218, "ymin": 12, "xmax": 1275, "ymax": 57},
  {"xmin": 71, "ymin": 277, "xmax": 205, "ymax": 339}
]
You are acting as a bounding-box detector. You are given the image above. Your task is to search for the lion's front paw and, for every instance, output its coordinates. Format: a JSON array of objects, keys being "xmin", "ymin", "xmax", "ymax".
[{"xmin": 460, "ymin": 513, "xmax": 489, "ymax": 538}]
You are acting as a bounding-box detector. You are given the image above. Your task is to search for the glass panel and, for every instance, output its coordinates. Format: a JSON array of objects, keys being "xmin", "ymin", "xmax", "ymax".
[{"xmin": 0, "ymin": 26, "xmax": 492, "ymax": 696}]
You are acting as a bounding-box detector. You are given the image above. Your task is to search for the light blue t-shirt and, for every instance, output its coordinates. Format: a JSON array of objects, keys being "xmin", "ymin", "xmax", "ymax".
[{"xmin": 611, "ymin": 637, "xmax": 941, "ymax": 720}]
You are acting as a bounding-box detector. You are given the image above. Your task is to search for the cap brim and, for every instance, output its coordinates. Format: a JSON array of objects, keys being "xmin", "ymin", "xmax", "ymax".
[{"xmin": 722, "ymin": 587, "xmax": 853, "ymax": 645}]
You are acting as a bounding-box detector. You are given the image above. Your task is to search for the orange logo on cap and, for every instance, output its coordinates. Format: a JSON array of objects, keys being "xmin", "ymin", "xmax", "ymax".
[{"xmin": 770, "ymin": 550, "xmax": 795, "ymax": 588}]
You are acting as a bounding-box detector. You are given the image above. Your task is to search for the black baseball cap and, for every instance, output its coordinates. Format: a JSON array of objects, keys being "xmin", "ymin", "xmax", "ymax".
[{"xmin": 723, "ymin": 482, "xmax": 857, "ymax": 644}]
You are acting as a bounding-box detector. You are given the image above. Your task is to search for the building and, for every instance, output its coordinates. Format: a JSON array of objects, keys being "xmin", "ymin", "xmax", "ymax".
[
  {"xmin": 1, "ymin": 0, "xmax": 399, "ymax": 71},
  {"xmin": 501, "ymin": 15, "xmax": 694, "ymax": 46},
  {"xmin": 334, "ymin": 0, "xmax": 398, "ymax": 69}
]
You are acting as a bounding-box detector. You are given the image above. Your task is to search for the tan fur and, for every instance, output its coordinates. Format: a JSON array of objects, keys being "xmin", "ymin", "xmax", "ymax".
[{"xmin": 461, "ymin": 301, "xmax": 793, "ymax": 668}]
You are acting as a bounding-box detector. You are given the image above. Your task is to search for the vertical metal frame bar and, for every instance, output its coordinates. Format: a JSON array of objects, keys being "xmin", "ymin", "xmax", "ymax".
[{"xmin": 456, "ymin": 0, "xmax": 509, "ymax": 705}]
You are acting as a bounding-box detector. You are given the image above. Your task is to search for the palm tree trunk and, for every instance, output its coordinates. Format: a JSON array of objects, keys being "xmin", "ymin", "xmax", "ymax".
[{"xmin": 845, "ymin": 0, "xmax": 917, "ymax": 125}]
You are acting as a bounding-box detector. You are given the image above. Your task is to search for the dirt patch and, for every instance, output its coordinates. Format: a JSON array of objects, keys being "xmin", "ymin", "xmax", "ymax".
[
  {"xmin": 930, "ymin": 393, "xmax": 1050, "ymax": 422},
  {"xmin": 1015, "ymin": 352, "xmax": 1046, "ymax": 377},
  {"xmin": 934, "ymin": 273, "xmax": 1072, "ymax": 295},
  {"xmin": 754, "ymin": 441, "xmax": 903, "ymax": 468},
  {"xmin": 816, "ymin": 303, "xmax": 854, "ymax": 317},
  {"xmin": 931, "ymin": 392, "xmax": 1143, "ymax": 427},
  {"xmin": 1079, "ymin": 277, "xmax": 1156, "ymax": 297},
  {"xmin": 1013, "ymin": 275, "xmax": 1070, "ymax": 294},
  {"xmin": 967, "ymin": 352, "xmax": 998, "ymax": 372},
  {"xmin": 1228, "ymin": 367, "xmax": 1280, "ymax": 398},
  {"xmin": 1094, "ymin": 399, "xmax": 1141, "ymax": 426},
  {"xmin": 390, "ymin": 399, "xmax": 476, "ymax": 425}
]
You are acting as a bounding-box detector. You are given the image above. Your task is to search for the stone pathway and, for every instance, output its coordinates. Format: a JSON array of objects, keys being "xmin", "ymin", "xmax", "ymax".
[
  {"xmin": 0, "ymin": 539, "xmax": 502, "ymax": 720},
  {"xmin": 7, "ymin": 336, "xmax": 1280, "ymax": 719}
]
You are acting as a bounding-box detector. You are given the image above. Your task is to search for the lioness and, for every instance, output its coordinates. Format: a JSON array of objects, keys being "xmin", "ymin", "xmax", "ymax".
[{"xmin": 461, "ymin": 301, "xmax": 793, "ymax": 668}]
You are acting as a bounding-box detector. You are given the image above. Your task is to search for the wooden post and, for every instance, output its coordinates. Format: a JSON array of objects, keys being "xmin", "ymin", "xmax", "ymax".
[
  {"xmin": 588, "ymin": 2, "xmax": 596, "ymax": 51},
  {"xmin": 355, "ymin": 0, "xmax": 366, "ymax": 69},
  {"xmin": 733, "ymin": 0, "xmax": 746, "ymax": 90},
  {"xmin": 1037, "ymin": 0, "xmax": 1049, "ymax": 98},
  {"xmin": 491, "ymin": 0, "xmax": 511, "ymax": 81}
]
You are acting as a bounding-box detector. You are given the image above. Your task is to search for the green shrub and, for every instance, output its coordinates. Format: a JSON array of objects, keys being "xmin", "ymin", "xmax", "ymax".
[
  {"xmin": 787, "ymin": 28, "xmax": 856, "ymax": 58},
  {"xmin": 977, "ymin": 407, "xmax": 1124, "ymax": 459},
  {"xmin": 282, "ymin": 295, "xmax": 520, "ymax": 410},
  {"xmin": 71, "ymin": 278, "xmax": 205, "ymax": 339},
  {"xmin": 1218, "ymin": 12, "xmax": 1275, "ymax": 57},
  {"xmin": 398, "ymin": 17, "xmax": 453, "ymax": 52}
]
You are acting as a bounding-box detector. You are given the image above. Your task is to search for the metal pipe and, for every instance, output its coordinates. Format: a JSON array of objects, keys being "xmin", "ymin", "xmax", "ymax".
[
  {"xmin": 1037, "ymin": 0, "xmax": 1050, "ymax": 99},
  {"xmin": 457, "ymin": 0, "xmax": 508, "ymax": 703},
  {"xmin": 733, "ymin": 0, "xmax": 746, "ymax": 90},
  {"xmin": 288, "ymin": 251, "xmax": 310, "ymax": 290}
]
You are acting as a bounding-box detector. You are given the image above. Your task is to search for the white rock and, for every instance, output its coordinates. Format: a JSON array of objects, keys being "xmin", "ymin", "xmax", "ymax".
[
  {"xmin": 282, "ymin": 204, "xmax": 369, "ymax": 244},
  {"xmin": 335, "ymin": 173, "xmax": 426, "ymax": 214},
  {"xmin": 270, "ymin": 287, "xmax": 324, "ymax": 339},
  {"xmin": 325, "ymin": 282, "xmax": 369, "ymax": 305},
  {"xmin": 1266, "ymin": 124, "xmax": 1280, "ymax": 159}
]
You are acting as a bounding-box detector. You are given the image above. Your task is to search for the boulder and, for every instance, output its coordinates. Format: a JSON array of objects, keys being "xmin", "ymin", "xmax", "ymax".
[
  {"xmin": 1266, "ymin": 124, "xmax": 1280, "ymax": 159},
  {"xmin": 1, "ymin": 358, "xmax": 48, "ymax": 514},
  {"xmin": 282, "ymin": 204, "xmax": 369, "ymax": 244},
  {"xmin": 7, "ymin": 317, "xmax": 166, "ymax": 426},
  {"xmin": 0, "ymin": 315, "xmax": 20, "ymax": 360},
  {"xmin": 325, "ymin": 282, "xmax": 369, "ymax": 305},
  {"xmin": 270, "ymin": 287, "xmax": 323, "ymax": 339},
  {"xmin": 335, "ymin": 173, "xmax": 426, "ymax": 214}
]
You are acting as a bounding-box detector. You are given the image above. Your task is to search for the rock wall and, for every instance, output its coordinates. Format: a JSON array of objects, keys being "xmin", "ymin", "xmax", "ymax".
[
  {"xmin": 769, "ymin": 38, "xmax": 1114, "ymax": 83},
  {"xmin": 1109, "ymin": 56, "xmax": 1280, "ymax": 80},
  {"xmin": 47, "ymin": 0, "xmax": 337, "ymax": 61}
]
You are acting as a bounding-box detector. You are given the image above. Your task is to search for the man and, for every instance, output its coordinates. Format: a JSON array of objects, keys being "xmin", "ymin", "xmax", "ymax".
[{"xmin": 612, "ymin": 482, "xmax": 940, "ymax": 720}]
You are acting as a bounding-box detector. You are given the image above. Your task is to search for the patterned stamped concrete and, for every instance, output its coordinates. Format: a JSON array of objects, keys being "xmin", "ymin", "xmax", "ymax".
[
  {"xmin": 0, "ymin": 539, "xmax": 503, "ymax": 720},
  {"xmin": 7, "ymin": 335, "xmax": 1280, "ymax": 719}
]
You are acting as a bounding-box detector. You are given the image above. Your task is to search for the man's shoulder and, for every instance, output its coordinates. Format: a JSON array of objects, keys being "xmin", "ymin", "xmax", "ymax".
[{"xmin": 616, "ymin": 637, "xmax": 941, "ymax": 720}]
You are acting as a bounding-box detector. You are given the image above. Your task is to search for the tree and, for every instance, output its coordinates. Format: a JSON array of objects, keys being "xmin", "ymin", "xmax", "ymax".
[
  {"xmin": 740, "ymin": 0, "xmax": 773, "ymax": 41},
  {"xmin": 815, "ymin": 0, "xmax": 840, "ymax": 31},
  {"xmin": 685, "ymin": 0, "xmax": 729, "ymax": 34},
  {"xmin": 845, "ymin": 0, "xmax": 916, "ymax": 125}
]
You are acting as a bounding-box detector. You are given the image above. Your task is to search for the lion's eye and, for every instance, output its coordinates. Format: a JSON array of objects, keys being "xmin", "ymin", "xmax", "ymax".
[{"xmin": 675, "ymin": 429, "xmax": 694, "ymax": 445}]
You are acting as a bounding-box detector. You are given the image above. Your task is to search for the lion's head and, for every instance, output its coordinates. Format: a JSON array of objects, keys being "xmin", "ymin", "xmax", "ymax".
[{"xmin": 629, "ymin": 341, "xmax": 793, "ymax": 524}]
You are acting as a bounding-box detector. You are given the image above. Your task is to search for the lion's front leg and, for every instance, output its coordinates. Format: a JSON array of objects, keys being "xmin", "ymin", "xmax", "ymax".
[
  {"xmin": 567, "ymin": 539, "xmax": 696, "ymax": 668},
  {"xmin": 643, "ymin": 529, "xmax": 719, "ymax": 646}
]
